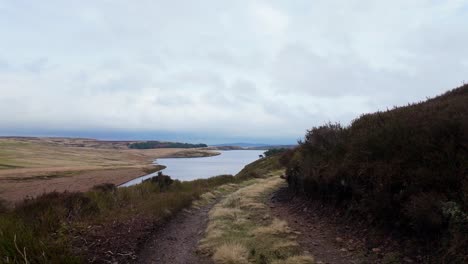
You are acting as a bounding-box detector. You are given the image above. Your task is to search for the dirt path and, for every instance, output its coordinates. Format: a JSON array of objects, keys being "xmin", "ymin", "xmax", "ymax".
[
  {"xmin": 270, "ymin": 187, "xmax": 372, "ymax": 264},
  {"xmin": 137, "ymin": 203, "xmax": 214, "ymax": 264}
]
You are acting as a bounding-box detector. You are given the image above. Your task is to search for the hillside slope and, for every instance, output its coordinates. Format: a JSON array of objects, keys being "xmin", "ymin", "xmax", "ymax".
[{"xmin": 283, "ymin": 84, "xmax": 467, "ymax": 263}]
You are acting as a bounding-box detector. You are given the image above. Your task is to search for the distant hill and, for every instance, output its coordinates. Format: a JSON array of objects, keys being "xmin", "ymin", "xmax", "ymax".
[
  {"xmin": 0, "ymin": 137, "xmax": 209, "ymax": 150},
  {"xmin": 211, "ymin": 143, "xmax": 297, "ymax": 150},
  {"xmin": 211, "ymin": 143, "xmax": 270, "ymax": 148},
  {"xmin": 247, "ymin": 145, "xmax": 297, "ymax": 150}
]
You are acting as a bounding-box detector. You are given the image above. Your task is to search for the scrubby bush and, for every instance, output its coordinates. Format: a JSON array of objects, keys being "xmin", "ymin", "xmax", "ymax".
[
  {"xmin": 0, "ymin": 192, "xmax": 97, "ymax": 263},
  {"xmin": 15, "ymin": 192, "xmax": 99, "ymax": 231},
  {"xmin": 144, "ymin": 171, "xmax": 174, "ymax": 190},
  {"xmin": 91, "ymin": 183, "xmax": 116, "ymax": 193},
  {"xmin": 283, "ymin": 84, "xmax": 468, "ymax": 262},
  {"xmin": 0, "ymin": 199, "xmax": 8, "ymax": 214}
]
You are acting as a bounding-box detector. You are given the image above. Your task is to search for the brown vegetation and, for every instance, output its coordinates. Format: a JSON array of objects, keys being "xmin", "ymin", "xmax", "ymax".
[
  {"xmin": 0, "ymin": 174, "xmax": 237, "ymax": 263},
  {"xmin": 0, "ymin": 155, "xmax": 280, "ymax": 263},
  {"xmin": 282, "ymin": 84, "xmax": 468, "ymax": 263}
]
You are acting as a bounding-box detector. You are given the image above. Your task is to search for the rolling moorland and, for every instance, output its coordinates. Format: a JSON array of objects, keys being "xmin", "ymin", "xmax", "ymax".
[
  {"xmin": 0, "ymin": 137, "xmax": 218, "ymax": 202},
  {"xmin": 0, "ymin": 84, "xmax": 466, "ymax": 264}
]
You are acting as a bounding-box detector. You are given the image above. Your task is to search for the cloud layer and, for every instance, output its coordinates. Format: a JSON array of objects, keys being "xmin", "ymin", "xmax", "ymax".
[{"xmin": 1, "ymin": 0, "xmax": 467, "ymax": 142}]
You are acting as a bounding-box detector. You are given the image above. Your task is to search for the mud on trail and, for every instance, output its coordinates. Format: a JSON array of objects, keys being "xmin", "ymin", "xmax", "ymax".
[{"xmin": 137, "ymin": 202, "xmax": 214, "ymax": 264}]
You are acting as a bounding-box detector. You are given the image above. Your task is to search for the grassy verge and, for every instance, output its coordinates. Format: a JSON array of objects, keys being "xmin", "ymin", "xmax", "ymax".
[{"xmin": 198, "ymin": 171, "xmax": 314, "ymax": 264}]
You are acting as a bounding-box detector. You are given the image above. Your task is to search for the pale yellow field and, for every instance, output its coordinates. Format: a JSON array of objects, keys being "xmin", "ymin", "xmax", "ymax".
[{"xmin": 0, "ymin": 137, "xmax": 218, "ymax": 202}]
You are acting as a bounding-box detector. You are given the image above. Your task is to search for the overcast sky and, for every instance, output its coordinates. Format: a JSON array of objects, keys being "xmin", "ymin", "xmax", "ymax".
[{"xmin": 0, "ymin": 0, "xmax": 467, "ymax": 143}]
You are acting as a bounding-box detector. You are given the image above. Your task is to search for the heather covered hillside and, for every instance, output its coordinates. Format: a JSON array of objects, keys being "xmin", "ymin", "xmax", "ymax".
[{"xmin": 282, "ymin": 84, "xmax": 468, "ymax": 263}]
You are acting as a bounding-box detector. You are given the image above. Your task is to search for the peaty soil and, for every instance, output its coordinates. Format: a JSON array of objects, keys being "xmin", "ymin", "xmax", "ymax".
[
  {"xmin": 73, "ymin": 201, "xmax": 215, "ymax": 264},
  {"xmin": 137, "ymin": 203, "xmax": 214, "ymax": 264},
  {"xmin": 270, "ymin": 187, "xmax": 423, "ymax": 264},
  {"xmin": 72, "ymin": 215, "xmax": 155, "ymax": 263}
]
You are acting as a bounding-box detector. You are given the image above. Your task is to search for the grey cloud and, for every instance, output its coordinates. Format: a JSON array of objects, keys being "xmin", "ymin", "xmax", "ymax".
[
  {"xmin": 167, "ymin": 70, "xmax": 226, "ymax": 91},
  {"xmin": 230, "ymin": 79, "xmax": 258, "ymax": 102},
  {"xmin": 1, "ymin": 0, "xmax": 467, "ymax": 141},
  {"xmin": 270, "ymin": 44, "xmax": 374, "ymax": 97}
]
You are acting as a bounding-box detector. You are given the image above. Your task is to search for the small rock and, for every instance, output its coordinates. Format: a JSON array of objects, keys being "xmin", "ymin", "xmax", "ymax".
[
  {"xmin": 372, "ymin": 247, "xmax": 381, "ymax": 253},
  {"xmin": 340, "ymin": 248, "xmax": 348, "ymax": 252},
  {"xmin": 303, "ymin": 207, "xmax": 308, "ymax": 212},
  {"xmin": 335, "ymin": 237, "xmax": 344, "ymax": 243}
]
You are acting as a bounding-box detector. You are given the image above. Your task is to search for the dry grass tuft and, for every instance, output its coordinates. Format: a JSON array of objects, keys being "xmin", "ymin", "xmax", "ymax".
[
  {"xmin": 253, "ymin": 218, "xmax": 290, "ymax": 235},
  {"xmin": 221, "ymin": 193, "xmax": 242, "ymax": 208},
  {"xmin": 212, "ymin": 243, "xmax": 249, "ymax": 264},
  {"xmin": 209, "ymin": 207, "xmax": 243, "ymax": 220},
  {"xmin": 199, "ymin": 174, "xmax": 314, "ymax": 264}
]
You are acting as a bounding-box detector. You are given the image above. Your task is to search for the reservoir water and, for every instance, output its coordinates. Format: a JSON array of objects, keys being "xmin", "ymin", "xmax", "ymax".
[{"xmin": 120, "ymin": 150, "xmax": 265, "ymax": 187}]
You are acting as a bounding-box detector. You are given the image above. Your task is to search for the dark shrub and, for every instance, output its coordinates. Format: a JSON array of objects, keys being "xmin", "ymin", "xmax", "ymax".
[
  {"xmin": 284, "ymin": 84, "xmax": 468, "ymax": 261},
  {"xmin": 0, "ymin": 199, "xmax": 8, "ymax": 214},
  {"xmin": 16, "ymin": 192, "xmax": 99, "ymax": 231},
  {"xmin": 92, "ymin": 183, "xmax": 117, "ymax": 193},
  {"xmin": 145, "ymin": 172, "xmax": 174, "ymax": 190},
  {"xmin": 403, "ymin": 192, "xmax": 445, "ymax": 232}
]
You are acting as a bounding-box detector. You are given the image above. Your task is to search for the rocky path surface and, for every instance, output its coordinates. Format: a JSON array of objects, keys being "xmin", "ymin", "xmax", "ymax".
[{"xmin": 137, "ymin": 203, "xmax": 214, "ymax": 264}]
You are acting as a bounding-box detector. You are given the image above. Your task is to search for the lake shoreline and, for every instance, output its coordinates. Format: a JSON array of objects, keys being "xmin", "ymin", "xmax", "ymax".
[{"xmin": 120, "ymin": 150, "xmax": 265, "ymax": 187}]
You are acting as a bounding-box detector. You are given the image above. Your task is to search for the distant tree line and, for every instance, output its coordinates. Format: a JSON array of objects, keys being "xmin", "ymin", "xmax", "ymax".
[{"xmin": 128, "ymin": 141, "xmax": 207, "ymax": 149}]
